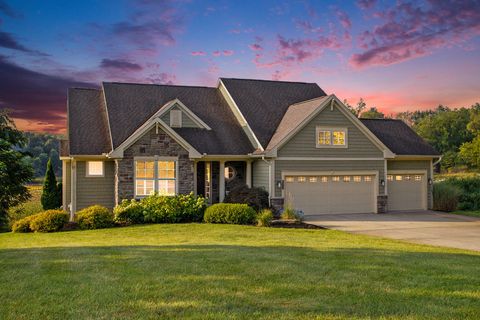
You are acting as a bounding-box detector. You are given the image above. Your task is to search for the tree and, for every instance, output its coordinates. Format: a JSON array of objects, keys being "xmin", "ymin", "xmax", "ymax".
[
  {"xmin": 0, "ymin": 109, "xmax": 34, "ymax": 226},
  {"xmin": 360, "ymin": 107, "xmax": 385, "ymax": 119},
  {"xmin": 459, "ymin": 136, "xmax": 480, "ymax": 168},
  {"xmin": 41, "ymin": 158, "xmax": 62, "ymax": 210},
  {"xmin": 344, "ymin": 98, "xmax": 366, "ymax": 118}
]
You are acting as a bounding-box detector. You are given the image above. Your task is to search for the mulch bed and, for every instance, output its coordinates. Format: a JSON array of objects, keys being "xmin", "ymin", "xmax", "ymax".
[{"xmin": 270, "ymin": 219, "xmax": 325, "ymax": 229}]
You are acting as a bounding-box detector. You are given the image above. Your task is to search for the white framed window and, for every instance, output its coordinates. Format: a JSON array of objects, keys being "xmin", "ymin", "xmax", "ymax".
[
  {"xmin": 353, "ymin": 176, "xmax": 361, "ymax": 182},
  {"xmin": 224, "ymin": 166, "xmax": 236, "ymax": 180},
  {"xmin": 414, "ymin": 175, "xmax": 422, "ymax": 181},
  {"xmin": 170, "ymin": 109, "xmax": 182, "ymax": 127},
  {"xmin": 298, "ymin": 176, "xmax": 306, "ymax": 182},
  {"xmin": 135, "ymin": 158, "xmax": 176, "ymax": 197},
  {"xmin": 321, "ymin": 176, "xmax": 328, "ymax": 182},
  {"xmin": 309, "ymin": 177, "xmax": 317, "ymax": 183},
  {"xmin": 86, "ymin": 161, "xmax": 104, "ymax": 177},
  {"xmin": 364, "ymin": 176, "xmax": 372, "ymax": 182},
  {"xmin": 387, "ymin": 175, "xmax": 393, "ymax": 181},
  {"xmin": 395, "ymin": 175, "xmax": 403, "ymax": 181},
  {"xmin": 405, "ymin": 175, "xmax": 411, "ymax": 181},
  {"xmin": 316, "ymin": 127, "xmax": 347, "ymax": 148},
  {"xmin": 332, "ymin": 176, "xmax": 340, "ymax": 182},
  {"xmin": 343, "ymin": 176, "xmax": 351, "ymax": 182},
  {"xmin": 285, "ymin": 176, "xmax": 295, "ymax": 183}
]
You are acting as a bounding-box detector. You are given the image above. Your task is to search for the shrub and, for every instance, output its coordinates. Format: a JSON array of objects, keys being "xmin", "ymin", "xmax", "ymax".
[
  {"xmin": 76, "ymin": 205, "xmax": 114, "ymax": 230},
  {"xmin": 256, "ymin": 209, "xmax": 273, "ymax": 227},
  {"xmin": 280, "ymin": 206, "xmax": 304, "ymax": 222},
  {"xmin": 443, "ymin": 177, "xmax": 480, "ymax": 211},
  {"xmin": 433, "ymin": 182, "xmax": 461, "ymax": 212},
  {"xmin": 11, "ymin": 215, "xmax": 35, "ymax": 233},
  {"xmin": 29, "ymin": 210, "xmax": 69, "ymax": 232},
  {"xmin": 224, "ymin": 184, "xmax": 269, "ymax": 211},
  {"xmin": 113, "ymin": 199, "xmax": 145, "ymax": 225},
  {"xmin": 141, "ymin": 193, "xmax": 207, "ymax": 223},
  {"xmin": 204, "ymin": 203, "xmax": 257, "ymax": 225},
  {"xmin": 41, "ymin": 158, "xmax": 62, "ymax": 210}
]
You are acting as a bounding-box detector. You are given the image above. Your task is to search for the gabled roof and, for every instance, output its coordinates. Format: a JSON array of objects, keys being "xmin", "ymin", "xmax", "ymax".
[
  {"xmin": 360, "ymin": 119, "xmax": 441, "ymax": 156},
  {"xmin": 220, "ymin": 78, "xmax": 327, "ymax": 148},
  {"xmin": 102, "ymin": 82, "xmax": 254, "ymax": 155},
  {"xmin": 68, "ymin": 88, "xmax": 111, "ymax": 155},
  {"xmin": 266, "ymin": 96, "xmax": 330, "ymax": 151}
]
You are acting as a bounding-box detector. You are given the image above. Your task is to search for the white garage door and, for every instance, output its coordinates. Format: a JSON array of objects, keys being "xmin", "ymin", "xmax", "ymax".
[
  {"xmin": 284, "ymin": 175, "xmax": 376, "ymax": 215},
  {"xmin": 388, "ymin": 174, "xmax": 427, "ymax": 211}
]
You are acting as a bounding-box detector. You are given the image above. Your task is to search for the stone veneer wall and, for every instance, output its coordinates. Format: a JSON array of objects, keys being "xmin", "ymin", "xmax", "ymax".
[{"xmin": 116, "ymin": 127, "xmax": 194, "ymax": 204}]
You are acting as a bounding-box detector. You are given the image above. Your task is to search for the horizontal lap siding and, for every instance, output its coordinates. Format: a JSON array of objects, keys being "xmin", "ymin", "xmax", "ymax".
[
  {"xmin": 160, "ymin": 105, "xmax": 200, "ymax": 128},
  {"xmin": 252, "ymin": 160, "xmax": 269, "ymax": 191},
  {"xmin": 387, "ymin": 160, "xmax": 432, "ymax": 209},
  {"xmin": 278, "ymin": 106, "xmax": 383, "ymax": 158},
  {"xmin": 76, "ymin": 161, "xmax": 115, "ymax": 210},
  {"xmin": 275, "ymin": 160, "xmax": 385, "ymax": 197}
]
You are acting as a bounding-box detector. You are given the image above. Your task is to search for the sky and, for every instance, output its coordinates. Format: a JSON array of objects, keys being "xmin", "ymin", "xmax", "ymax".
[{"xmin": 0, "ymin": 0, "xmax": 479, "ymax": 134}]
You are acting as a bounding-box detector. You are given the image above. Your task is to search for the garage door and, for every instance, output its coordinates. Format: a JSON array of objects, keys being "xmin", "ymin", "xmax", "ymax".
[
  {"xmin": 388, "ymin": 174, "xmax": 426, "ymax": 211},
  {"xmin": 284, "ymin": 174, "xmax": 376, "ymax": 215}
]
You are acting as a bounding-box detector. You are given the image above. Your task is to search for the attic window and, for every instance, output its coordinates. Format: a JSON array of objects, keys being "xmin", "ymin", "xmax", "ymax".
[{"xmin": 170, "ymin": 109, "xmax": 182, "ymax": 128}]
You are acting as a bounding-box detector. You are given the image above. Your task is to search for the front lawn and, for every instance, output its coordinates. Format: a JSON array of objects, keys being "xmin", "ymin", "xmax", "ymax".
[
  {"xmin": 451, "ymin": 210, "xmax": 480, "ymax": 218},
  {"xmin": 1, "ymin": 224, "xmax": 479, "ymax": 319}
]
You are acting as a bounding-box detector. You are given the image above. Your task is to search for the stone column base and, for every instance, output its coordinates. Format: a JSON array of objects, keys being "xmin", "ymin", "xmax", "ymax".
[{"xmin": 377, "ymin": 195, "xmax": 388, "ymax": 213}]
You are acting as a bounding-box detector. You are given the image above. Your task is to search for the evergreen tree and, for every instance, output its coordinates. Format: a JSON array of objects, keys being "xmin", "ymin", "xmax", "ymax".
[{"xmin": 41, "ymin": 158, "xmax": 62, "ymax": 209}]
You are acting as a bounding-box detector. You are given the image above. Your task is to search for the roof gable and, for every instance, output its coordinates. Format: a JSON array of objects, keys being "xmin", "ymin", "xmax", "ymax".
[
  {"xmin": 220, "ymin": 78, "xmax": 327, "ymax": 148},
  {"xmin": 157, "ymin": 99, "xmax": 211, "ymax": 130}
]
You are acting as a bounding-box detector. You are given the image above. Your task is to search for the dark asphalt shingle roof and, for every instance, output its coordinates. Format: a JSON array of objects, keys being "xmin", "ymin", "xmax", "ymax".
[
  {"xmin": 102, "ymin": 82, "xmax": 254, "ymax": 155},
  {"xmin": 220, "ymin": 78, "xmax": 327, "ymax": 148},
  {"xmin": 68, "ymin": 88, "xmax": 111, "ymax": 155},
  {"xmin": 360, "ymin": 119, "xmax": 440, "ymax": 156}
]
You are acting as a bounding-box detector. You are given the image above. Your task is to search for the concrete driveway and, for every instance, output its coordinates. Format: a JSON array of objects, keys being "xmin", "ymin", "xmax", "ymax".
[{"xmin": 305, "ymin": 211, "xmax": 480, "ymax": 251}]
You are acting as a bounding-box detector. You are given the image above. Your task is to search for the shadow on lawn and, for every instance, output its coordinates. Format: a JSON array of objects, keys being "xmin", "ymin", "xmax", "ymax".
[{"xmin": 1, "ymin": 244, "xmax": 479, "ymax": 319}]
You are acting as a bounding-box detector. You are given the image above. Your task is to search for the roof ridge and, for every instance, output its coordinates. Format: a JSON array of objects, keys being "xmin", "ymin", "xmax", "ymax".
[
  {"xmin": 102, "ymin": 81, "xmax": 216, "ymax": 89},
  {"xmin": 360, "ymin": 118, "xmax": 402, "ymax": 121},
  {"xmin": 289, "ymin": 95, "xmax": 329, "ymax": 108},
  {"xmin": 69, "ymin": 87, "xmax": 100, "ymax": 91},
  {"xmin": 220, "ymin": 77, "xmax": 316, "ymax": 85}
]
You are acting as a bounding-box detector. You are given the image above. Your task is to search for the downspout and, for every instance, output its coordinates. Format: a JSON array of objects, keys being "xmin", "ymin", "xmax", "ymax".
[{"xmin": 433, "ymin": 156, "xmax": 443, "ymax": 167}]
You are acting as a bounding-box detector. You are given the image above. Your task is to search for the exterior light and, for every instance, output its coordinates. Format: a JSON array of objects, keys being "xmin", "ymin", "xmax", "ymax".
[
  {"xmin": 428, "ymin": 178, "xmax": 433, "ymax": 185},
  {"xmin": 380, "ymin": 179, "xmax": 385, "ymax": 187}
]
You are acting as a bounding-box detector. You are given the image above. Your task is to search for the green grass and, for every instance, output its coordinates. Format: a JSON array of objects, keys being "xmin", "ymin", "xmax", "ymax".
[
  {"xmin": 1, "ymin": 225, "xmax": 479, "ymax": 319},
  {"xmin": 451, "ymin": 210, "xmax": 480, "ymax": 218}
]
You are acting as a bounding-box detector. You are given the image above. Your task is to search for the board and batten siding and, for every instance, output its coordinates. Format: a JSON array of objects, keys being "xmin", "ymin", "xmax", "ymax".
[
  {"xmin": 160, "ymin": 105, "xmax": 201, "ymax": 128},
  {"xmin": 75, "ymin": 161, "xmax": 115, "ymax": 210},
  {"xmin": 252, "ymin": 160, "xmax": 269, "ymax": 191},
  {"xmin": 278, "ymin": 105, "xmax": 383, "ymax": 158},
  {"xmin": 274, "ymin": 160, "xmax": 385, "ymax": 198},
  {"xmin": 62, "ymin": 160, "xmax": 71, "ymax": 210},
  {"xmin": 387, "ymin": 160, "xmax": 432, "ymax": 209}
]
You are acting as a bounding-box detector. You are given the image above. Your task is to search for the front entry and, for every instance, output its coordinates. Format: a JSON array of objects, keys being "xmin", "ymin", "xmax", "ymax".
[{"xmin": 284, "ymin": 174, "xmax": 376, "ymax": 215}]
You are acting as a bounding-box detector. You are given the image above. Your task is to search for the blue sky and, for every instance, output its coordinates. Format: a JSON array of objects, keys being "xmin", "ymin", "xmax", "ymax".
[{"xmin": 0, "ymin": 0, "xmax": 479, "ymax": 133}]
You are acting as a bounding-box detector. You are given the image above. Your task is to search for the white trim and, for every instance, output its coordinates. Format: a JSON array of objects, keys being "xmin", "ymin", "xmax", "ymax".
[
  {"xmin": 158, "ymin": 99, "xmax": 211, "ymax": 130},
  {"xmin": 169, "ymin": 109, "xmax": 182, "ymax": 128},
  {"xmin": 267, "ymin": 95, "xmax": 394, "ymax": 158},
  {"xmin": 133, "ymin": 157, "xmax": 178, "ymax": 198},
  {"xmin": 70, "ymin": 160, "xmax": 76, "ymax": 220},
  {"xmin": 281, "ymin": 170, "xmax": 379, "ymax": 214},
  {"xmin": 193, "ymin": 160, "xmax": 198, "ymax": 196},
  {"xmin": 315, "ymin": 126, "xmax": 348, "ymax": 148},
  {"xmin": 108, "ymin": 118, "xmax": 202, "ymax": 159},
  {"xmin": 62, "ymin": 160, "xmax": 67, "ymax": 210},
  {"xmin": 384, "ymin": 159, "xmax": 388, "ymax": 195},
  {"xmin": 246, "ymin": 160, "xmax": 252, "ymax": 188},
  {"xmin": 275, "ymin": 157, "xmax": 385, "ymax": 161},
  {"xmin": 100, "ymin": 85, "xmax": 114, "ymax": 151},
  {"xmin": 219, "ymin": 160, "xmax": 225, "ymax": 202},
  {"xmin": 85, "ymin": 161, "xmax": 105, "ymax": 177},
  {"xmin": 218, "ymin": 79, "xmax": 264, "ymax": 151},
  {"xmin": 387, "ymin": 169, "xmax": 428, "ymax": 175},
  {"xmin": 393, "ymin": 155, "xmax": 441, "ymax": 159}
]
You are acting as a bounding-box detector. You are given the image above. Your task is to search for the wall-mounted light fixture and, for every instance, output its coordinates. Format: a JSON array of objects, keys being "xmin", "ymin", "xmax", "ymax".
[
  {"xmin": 276, "ymin": 180, "xmax": 284, "ymax": 189},
  {"xmin": 380, "ymin": 179, "xmax": 385, "ymax": 187},
  {"xmin": 428, "ymin": 178, "xmax": 433, "ymax": 185}
]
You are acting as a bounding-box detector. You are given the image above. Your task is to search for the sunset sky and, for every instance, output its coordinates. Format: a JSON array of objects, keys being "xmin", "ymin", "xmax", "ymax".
[{"xmin": 1, "ymin": 0, "xmax": 479, "ymax": 134}]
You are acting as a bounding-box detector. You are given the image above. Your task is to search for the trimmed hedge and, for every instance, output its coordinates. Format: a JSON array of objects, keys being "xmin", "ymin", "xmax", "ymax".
[
  {"xmin": 76, "ymin": 205, "xmax": 114, "ymax": 230},
  {"xmin": 114, "ymin": 199, "xmax": 145, "ymax": 225},
  {"xmin": 11, "ymin": 215, "xmax": 35, "ymax": 233},
  {"xmin": 204, "ymin": 203, "xmax": 256, "ymax": 225},
  {"xmin": 13, "ymin": 210, "xmax": 69, "ymax": 233},
  {"xmin": 444, "ymin": 177, "xmax": 480, "ymax": 211},
  {"xmin": 224, "ymin": 184, "xmax": 269, "ymax": 211}
]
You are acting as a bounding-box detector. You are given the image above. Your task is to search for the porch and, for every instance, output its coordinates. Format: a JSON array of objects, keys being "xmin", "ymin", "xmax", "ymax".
[{"xmin": 195, "ymin": 159, "xmax": 252, "ymax": 204}]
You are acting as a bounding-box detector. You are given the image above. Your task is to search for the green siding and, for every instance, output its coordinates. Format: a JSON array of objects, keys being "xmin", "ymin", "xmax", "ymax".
[
  {"xmin": 63, "ymin": 160, "xmax": 71, "ymax": 210},
  {"xmin": 278, "ymin": 105, "xmax": 383, "ymax": 157},
  {"xmin": 76, "ymin": 161, "xmax": 115, "ymax": 210},
  {"xmin": 160, "ymin": 105, "xmax": 201, "ymax": 128},
  {"xmin": 275, "ymin": 160, "xmax": 385, "ymax": 197},
  {"xmin": 252, "ymin": 160, "xmax": 269, "ymax": 191},
  {"xmin": 387, "ymin": 160, "xmax": 432, "ymax": 208}
]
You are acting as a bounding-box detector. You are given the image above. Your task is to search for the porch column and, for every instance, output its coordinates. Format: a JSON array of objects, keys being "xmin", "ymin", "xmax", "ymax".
[
  {"xmin": 70, "ymin": 159, "xmax": 77, "ymax": 222},
  {"xmin": 219, "ymin": 160, "xmax": 225, "ymax": 202},
  {"xmin": 193, "ymin": 160, "xmax": 197, "ymax": 196},
  {"xmin": 246, "ymin": 160, "xmax": 252, "ymax": 188}
]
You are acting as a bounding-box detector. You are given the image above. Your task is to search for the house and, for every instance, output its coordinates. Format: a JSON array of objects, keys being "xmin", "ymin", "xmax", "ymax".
[{"xmin": 60, "ymin": 78, "xmax": 441, "ymax": 219}]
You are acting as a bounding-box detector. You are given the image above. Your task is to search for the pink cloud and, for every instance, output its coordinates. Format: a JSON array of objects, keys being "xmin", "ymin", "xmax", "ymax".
[
  {"xmin": 336, "ymin": 10, "xmax": 352, "ymax": 29},
  {"xmin": 191, "ymin": 51, "xmax": 206, "ymax": 56},
  {"xmin": 350, "ymin": 0, "xmax": 480, "ymax": 68},
  {"xmin": 212, "ymin": 50, "xmax": 221, "ymax": 57},
  {"xmin": 249, "ymin": 43, "xmax": 263, "ymax": 51},
  {"xmin": 223, "ymin": 50, "xmax": 234, "ymax": 56}
]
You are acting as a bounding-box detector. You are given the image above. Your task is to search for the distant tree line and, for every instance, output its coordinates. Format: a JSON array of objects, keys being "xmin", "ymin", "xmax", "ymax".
[
  {"xmin": 22, "ymin": 132, "xmax": 62, "ymax": 178},
  {"xmin": 345, "ymin": 99, "xmax": 480, "ymax": 171}
]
